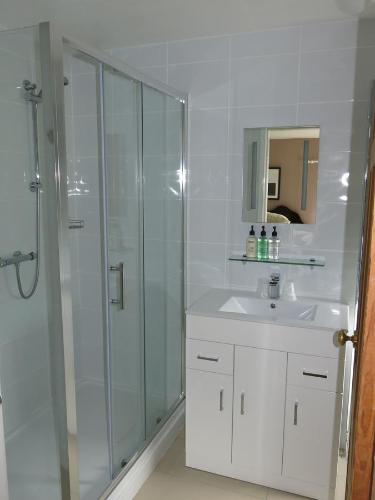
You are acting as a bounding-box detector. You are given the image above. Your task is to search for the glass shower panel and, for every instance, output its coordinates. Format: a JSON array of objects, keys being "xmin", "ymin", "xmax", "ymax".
[
  {"xmin": 0, "ymin": 26, "xmax": 61, "ymax": 500},
  {"xmin": 63, "ymin": 48, "xmax": 110, "ymax": 499},
  {"xmin": 103, "ymin": 67, "xmax": 145, "ymax": 475},
  {"xmin": 142, "ymin": 85, "xmax": 184, "ymax": 437}
]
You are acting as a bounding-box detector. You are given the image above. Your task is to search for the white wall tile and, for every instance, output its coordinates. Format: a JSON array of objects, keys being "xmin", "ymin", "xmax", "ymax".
[
  {"xmin": 168, "ymin": 37, "xmax": 229, "ymax": 64},
  {"xmin": 292, "ymin": 202, "xmax": 362, "ymax": 252},
  {"xmin": 298, "ymin": 101, "xmax": 354, "ymax": 153},
  {"xmin": 188, "ymin": 242, "xmax": 226, "ymax": 286},
  {"xmin": 139, "ymin": 66, "xmax": 168, "ymax": 83},
  {"xmin": 168, "ymin": 60, "xmax": 229, "ymax": 109},
  {"xmin": 189, "ymin": 109, "xmax": 228, "ymax": 155},
  {"xmin": 186, "ymin": 283, "xmax": 211, "ymax": 308},
  {"xmin": 317, "ymin": 151, "xmax": 366, "ymax": 204},
  {"xmin": 188, "ymin": 199, "xmax": 227, "ymax": 243},
  {"xmin": 188, "ymin": 155, "xmax": 227, "ymax": 200},
  {"xmin": 231, "ymin": 27, "xmax": 300, "ymax": 58},
  {"xmin": 301, "ymin": 20, "xmax": 358, "ymax": 52},
  {"xmin": 228, "ymin": 155, "xmax": 243, "ymax": 201},
  {"xmin": 353, "ymin": 47, "xmax": 375, "ymax": 101},
  {"xmin": 299, "ymin": 49, "xmax": 356, "ymax": 103},
  {"xmin": 230, "ymin": 54, "xmax": 299, "ymax": 107},
  {"xmin": 284, "ymin": 250, "xmax": 345, "ymax": 300}
]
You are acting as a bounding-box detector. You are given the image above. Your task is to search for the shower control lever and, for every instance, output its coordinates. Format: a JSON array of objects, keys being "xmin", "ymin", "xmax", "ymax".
[
  {"xmin": 109, "ymin": 262, "xmax": 125, "ymax": 310},
  {"xmin": 0, "ymin": 251, "xmax": 37, "ymax": 268}
]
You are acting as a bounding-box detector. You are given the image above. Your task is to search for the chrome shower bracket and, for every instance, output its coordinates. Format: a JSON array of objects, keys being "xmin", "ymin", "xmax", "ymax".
[
  {"xmin": 23, "ymin": 80, "xmax": 42, "ymax": 103},
  {"xmin": 29, "ymin": 180, "xmax": 42, "ymax": 192}
]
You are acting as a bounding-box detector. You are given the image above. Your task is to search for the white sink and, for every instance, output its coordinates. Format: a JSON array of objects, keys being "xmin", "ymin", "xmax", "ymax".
[
  {"xmin": 188, "ymin": 288, "xmax": 348, "ymax": 330},
  {"xmin": 219, "ymin": 296, "xmax": 317, "ymax": 321}
]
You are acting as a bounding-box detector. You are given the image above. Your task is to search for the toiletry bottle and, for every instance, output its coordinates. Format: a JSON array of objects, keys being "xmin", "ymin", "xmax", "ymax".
[
  {"xmin": 257, "ymin": 226, "xmax": 268, "ymax": 260},
  {"xmin": 246, "ymin": 225, "xmax": 257, "ymax": 259},
  {"xmin": 269, "ymin": 226, "xmax": 280, "ymax": 260}
]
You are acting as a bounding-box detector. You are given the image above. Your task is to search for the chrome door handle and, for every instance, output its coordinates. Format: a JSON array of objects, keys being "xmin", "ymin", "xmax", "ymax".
[
  {"xmin": 110, "ymin": 262, "xmax": 124, "ymax": 310},
  {"xmin": 240, "ymin": 392, "xmax": 245, "ymax": 415},
  {"xmin": 219, "ymin": 389, "xmax": 224, "ymax": 411},
  {"xmin": 294, "ymin": 401, "xmax": 298, "ymax": 426}
]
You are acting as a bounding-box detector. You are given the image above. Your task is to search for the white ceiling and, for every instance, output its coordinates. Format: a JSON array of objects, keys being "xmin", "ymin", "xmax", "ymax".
[{"xmin": 1, "ymin": 0, "xmax": 375, "ymax": 49}]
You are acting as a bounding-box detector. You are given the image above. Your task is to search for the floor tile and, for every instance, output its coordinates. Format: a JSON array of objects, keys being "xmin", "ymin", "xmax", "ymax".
[
  {"xmin": 136, "ymin": 433, "xmax": 347, "ymax": 500},
  {"xmin": 135, "ymin": 471, "xmax": 263, "ymax": 500},
  {"xmin": 267, "ymin": 490, "xmax": 311, "ymax": 499},
  {"xmin": 156, "ymin": 439, "xmax": 268, "ymax": 499}
]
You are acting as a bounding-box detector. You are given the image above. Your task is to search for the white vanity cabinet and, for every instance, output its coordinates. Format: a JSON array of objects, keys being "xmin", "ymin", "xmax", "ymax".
[
  {"xmin": 185, "ymin": 312, "xmax": 345, "ymax": 500},
  {"xmin": 231, "ymin": 346, "xmax": 287, "ymax": 479}
]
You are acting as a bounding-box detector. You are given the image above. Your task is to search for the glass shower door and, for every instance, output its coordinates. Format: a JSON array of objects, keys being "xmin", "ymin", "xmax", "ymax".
[
  {"xmin": 103, "ymin": 67, "xmax": 145, "ymax": 475},
  {"xmin": 142, "ymin": 85, "xmax": 184, "ymax": 437}
]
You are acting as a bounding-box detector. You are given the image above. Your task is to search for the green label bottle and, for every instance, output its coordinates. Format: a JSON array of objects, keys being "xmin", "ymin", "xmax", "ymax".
[{"xmin": 257, "ymin": 225, "xmax": 268, "ymax": 260}]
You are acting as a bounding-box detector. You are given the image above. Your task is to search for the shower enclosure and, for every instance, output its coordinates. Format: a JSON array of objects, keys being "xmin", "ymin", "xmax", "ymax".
[{"xmin": 0, "ymin": 22, "xmax": 186, "ymax": 500}]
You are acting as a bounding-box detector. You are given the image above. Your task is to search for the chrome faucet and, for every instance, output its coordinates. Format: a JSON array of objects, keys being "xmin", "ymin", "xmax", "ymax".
[{"xmin": 268, "ymin": 272, "xmax": 280, "ymax": 299}]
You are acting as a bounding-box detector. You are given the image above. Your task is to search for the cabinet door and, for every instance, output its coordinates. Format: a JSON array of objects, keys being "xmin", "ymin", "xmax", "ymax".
[
  {"xmin": 232, "ymin": 346, "xmax": 287, "ymax": 478},
  {"xmin": 186, "ymin": 369, "xmax": 233, "ymax": 469},
  {"xmin": 283, "ymin": 385, "xmax": 340, "ymax": 486}
]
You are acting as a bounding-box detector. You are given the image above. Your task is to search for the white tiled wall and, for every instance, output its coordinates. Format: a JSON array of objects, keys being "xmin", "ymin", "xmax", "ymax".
[
  {"xmin": 112, "ymin": 18, "xmax": 375, "ymax": 322},
  {"xmin": 0, "ymin": 27, "xmax": 52, "ymax": 437}
]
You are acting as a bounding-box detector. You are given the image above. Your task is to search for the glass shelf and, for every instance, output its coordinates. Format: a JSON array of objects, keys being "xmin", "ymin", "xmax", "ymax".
[{"xmin": 229, "ymin": 254, "xmax": 325, "ymax": 267}]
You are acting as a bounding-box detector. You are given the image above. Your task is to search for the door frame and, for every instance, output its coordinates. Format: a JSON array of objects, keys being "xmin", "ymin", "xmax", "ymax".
[
  {"xmin": 346, "ymin": 81, "xmax": 375, "ymax": 499},
  {"xmin": 39, "ymin": 21, "xmax": 80, "ymax": 500}
]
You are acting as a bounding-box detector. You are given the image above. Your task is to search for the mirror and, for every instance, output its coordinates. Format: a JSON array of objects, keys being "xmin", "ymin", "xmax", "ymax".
[{"xmin": 242, "ymin": 126, "xmax": 320, "ymax": 224}]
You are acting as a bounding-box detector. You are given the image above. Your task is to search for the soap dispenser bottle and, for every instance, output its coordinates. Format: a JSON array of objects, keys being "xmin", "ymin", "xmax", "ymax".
[
  {"xmin": 246, "ymin": 225, "xmax": 257, "ymax": 259},
  {"xmin": 257, "ymin": 226, "xmax": 268, "ymax": 260},
  {"xmin": 269, "ymin": 226, "xmax": 280, "ymax": 260}
]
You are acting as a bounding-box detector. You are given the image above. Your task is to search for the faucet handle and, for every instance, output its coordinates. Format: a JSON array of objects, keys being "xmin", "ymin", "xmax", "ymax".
[{"xmin": 270, "ymin": 272, "xmax": 280, "ymax": 282}]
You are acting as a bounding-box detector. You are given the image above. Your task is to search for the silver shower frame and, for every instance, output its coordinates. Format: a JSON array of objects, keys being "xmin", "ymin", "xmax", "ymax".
[{"xmin": 22, "ymin": 21, "xmax": 188, "ymax": 500}]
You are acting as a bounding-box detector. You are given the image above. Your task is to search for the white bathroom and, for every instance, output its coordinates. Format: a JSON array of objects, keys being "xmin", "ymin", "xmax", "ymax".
[{"xmin": 0, "ymin": 1, "xmax": 374, "ymax": 499}]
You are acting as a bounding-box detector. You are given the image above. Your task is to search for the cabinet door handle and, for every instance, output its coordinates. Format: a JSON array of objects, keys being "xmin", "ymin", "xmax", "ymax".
[
  {"xmin": 197, "ymin": 355, "xmax": 219, "ymax": 362},
  {"xmin": 294, "ymin": 401, "xmax": 299, "ymax": 426},
  {"xmin": 240, "ymin": 392, "xmax": 245, "ymax": 415},
  {"xmin": 219, "ymin": 389, "xmax": 224, "ymax": 411},
  {"xmin": 302, "ymin": 370, "xmax": 328, "ymax": 379}
]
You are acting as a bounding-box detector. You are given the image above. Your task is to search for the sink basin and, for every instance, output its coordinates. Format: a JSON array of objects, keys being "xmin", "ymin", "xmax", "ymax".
[
  {"xmin": 188, "ymin": 288, "xmax": 348, "ymax": 330},
  {"xmin": 219, "ymin": 296, "xmax": 317, "ymax": 321}
]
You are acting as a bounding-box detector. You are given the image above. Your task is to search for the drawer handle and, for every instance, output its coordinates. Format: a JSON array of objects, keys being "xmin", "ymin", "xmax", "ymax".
[
  {"xmin": 240, "ymin": 392, "xmax": 245, "ymax": 415},
  {"xmin": 302, "ymin": 370, "xmax": 328, "ymax": 379},
  {"xmin": 219, "ymin": 389, "xmax": 224, "ymax": 411},
  {"xmin": 197, "ymin": 354, "xmax": 219, "ymax": 362},
  {"xmin": 294, "ymin": 401, "xmax": 299, "ymax": 426}
]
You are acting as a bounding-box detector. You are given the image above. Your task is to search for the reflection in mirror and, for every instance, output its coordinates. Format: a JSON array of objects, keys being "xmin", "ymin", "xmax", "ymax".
[{"xmin": 242, "ymin": 127, "xmax": 320, "ymax": 224}]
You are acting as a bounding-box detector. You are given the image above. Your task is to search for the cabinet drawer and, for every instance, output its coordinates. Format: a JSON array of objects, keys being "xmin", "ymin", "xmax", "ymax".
[
  {"xmin": 186, "ymin": 339, "xmax": 233, "ymax": 375},
  {"xmin": 287, "ymin": 353, "xmax": 340, "ymax": 392}
]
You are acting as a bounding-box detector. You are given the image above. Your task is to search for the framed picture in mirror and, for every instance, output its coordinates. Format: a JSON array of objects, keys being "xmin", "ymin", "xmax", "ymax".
[{"xmin": 268, "ymin": 167, "xmax": 281, "ymax": 200}]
